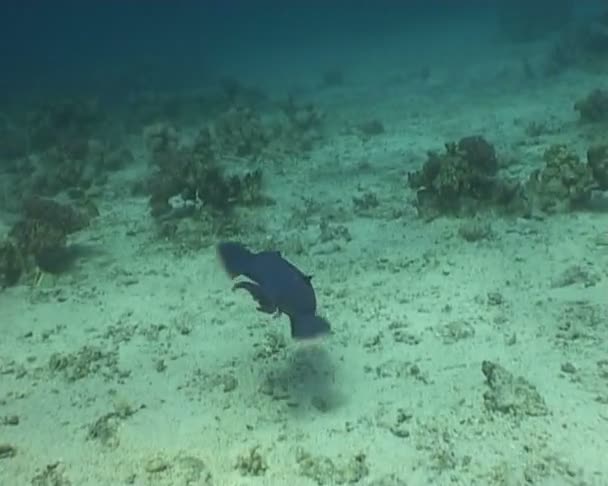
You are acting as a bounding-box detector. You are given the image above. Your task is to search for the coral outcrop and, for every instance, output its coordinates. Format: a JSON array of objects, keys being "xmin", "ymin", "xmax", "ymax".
[
  {"xmin": 407, "ymin": 136, "xmax": 520, "ymax": 218},
  {"xmin": 524, "ymin": 144, "xmax": 596, "ymax": 213},
  {"xmin": 574, "ymin": 88, "xmax": 608, "ymax": 123},
  {"xmin": 1, "ymin": 197, "xmax": 95, "ymax": 286},
  {"xmin": 144, "ymin": 124, "xmax": 265, "ymax": 219}
]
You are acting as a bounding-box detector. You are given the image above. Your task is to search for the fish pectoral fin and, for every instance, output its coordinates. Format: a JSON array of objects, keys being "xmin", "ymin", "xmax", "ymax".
[
  {"xmin": 259, "ymin": 304, "xmax": 279, "ymax": 314},
  {"xmin": 233, "ymin": 281, "xmax": 277, "ymax": 314}
]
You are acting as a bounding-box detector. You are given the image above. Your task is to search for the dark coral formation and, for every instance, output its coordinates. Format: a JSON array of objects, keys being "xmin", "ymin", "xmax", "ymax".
[
  {"xmin": 408, "ymin": 137, "xmax": 606, "ymax": 219},
  {"xmin": 0, "ymin": 197, "xmax": 94, "ymax": 286},
  {"xmin": 140, "ymin": 91, "xmax": 326, "ymax": 223},
  {"xmin": 213, "ymin": 106, "xmax": 269, "ymax": 159},
  {"xmin": 574, "ymin": 88, "xmax": 608, "ymax": 123},
  {"xmin": 524, "ymin": 144, "xmax": 596, "ymax": 213},
  {"xmin": 10, "ymin": 219, "xmax": 68, "ymax": 261},
  {"xmin": 1, "ymin": 86, "xmax": 325, "ymax": 227},
  {"xmin": 23, "ymin": 196, "xmax": 91, "ymax": 234},
  {"xmin": 144, "ymin": 124, "xmax": 265, "ymax": 219},
  {"xmin": 407, "ymin": 136, "xmax": 520, "ymax": 218},
  {"xmin": 455, "ymin": 135, "xmax": 499, "ymax": 174},
  {"xmin": 587, "ymin": 144, "xmax": 608, "ymax": 189}
]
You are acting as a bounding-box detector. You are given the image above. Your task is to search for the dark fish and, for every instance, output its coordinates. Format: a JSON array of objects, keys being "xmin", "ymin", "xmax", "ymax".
[{"xmin": 217, "ymin": 241, "xmax": 331, "ymax": 340}]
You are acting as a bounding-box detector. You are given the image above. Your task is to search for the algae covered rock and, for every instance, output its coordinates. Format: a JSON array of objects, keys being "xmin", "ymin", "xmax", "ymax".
[
  {"xmin": 574, "ymin": 88, "xmax": 608, "ymax": 123},
  {"xmin": 482, "ymin": 360, "xmax": 549, "ymax": 417}
]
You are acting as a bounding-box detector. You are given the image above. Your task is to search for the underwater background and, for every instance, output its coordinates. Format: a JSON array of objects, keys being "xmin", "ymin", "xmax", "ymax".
[{"xmin": 1, "ymin": 1, "xmax": 608, "ymax": 485}]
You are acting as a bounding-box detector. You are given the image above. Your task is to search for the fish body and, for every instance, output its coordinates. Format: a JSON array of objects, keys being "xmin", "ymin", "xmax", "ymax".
[{"xmin": 217, "ymin": 241, "xmax": 330, "ymax": 340}]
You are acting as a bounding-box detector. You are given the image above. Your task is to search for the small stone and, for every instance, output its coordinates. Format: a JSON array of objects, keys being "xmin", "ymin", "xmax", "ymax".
[
  {"xmin": 487, "ymin": 292, "xmax": 504, "ymax": 306},
  {"xmin": 0, "ymin": 444, "xmax": 16, "ymax": 459},
  {"xmin": 311, "ymin": 395, "xmax": 330, "ymax": 413},
  {"xmin": 561, "ymin": 362, "xmax": 577, "ymax": 374},
  {"xmin": 2, "ymin": 415, "xmax": 19, "ymax": 425},
  {"xmin": 155, "ymin": 359, "xmax": 167, "ymax": 373},
  {"xmin": 145, "ymin": 456, "xmax": 170, "ymax": 473},
  {"xmin": 390, "ymin": 426, "xmax": 410, "ymax": 438}
]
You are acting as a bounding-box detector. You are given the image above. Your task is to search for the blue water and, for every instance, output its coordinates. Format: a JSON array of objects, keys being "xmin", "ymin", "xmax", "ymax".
[{"xmin": 2, "ymin": 1, "xmax": 593, "ymax": 97}]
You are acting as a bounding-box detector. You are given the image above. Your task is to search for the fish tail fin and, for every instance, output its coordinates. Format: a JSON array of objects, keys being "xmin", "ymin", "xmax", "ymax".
[
  {"xmin": 289, "ymin": 314, "xmax": 331, "ymax": 340},
  {"xmin": 217, "ymin": 241, "xmax": 253, "ymax": 278}
]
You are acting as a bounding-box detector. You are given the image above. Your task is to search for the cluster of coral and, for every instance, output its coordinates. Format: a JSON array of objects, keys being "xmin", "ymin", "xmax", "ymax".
[
  {"xmin": 138, "ymin": 86, "xmax": 325, "ymax": 230},
  {"xmin": 407, "ymin": 136, "xmax": 520, "ymax": 218},
  {"xmin": 574, "ymin": 88, "xmax": 608, "ymax": 123},
  {"xmin": 0, "ymin": 97, "xmax": 128, "ymax": 287},
  {"xmin": 0, "ymin": 81, "xmax": 327, "ymax": 288},
  {"xmin": 0, "ymin": 196, "xmax": 95, "ymax": 287},
  {"xmin": 408, "ymin": 135, "xmax": 608, "ymax": 219},
  {"xmin": 143, "ymin": 123, "xmax": 265, "ymax": 219}
]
